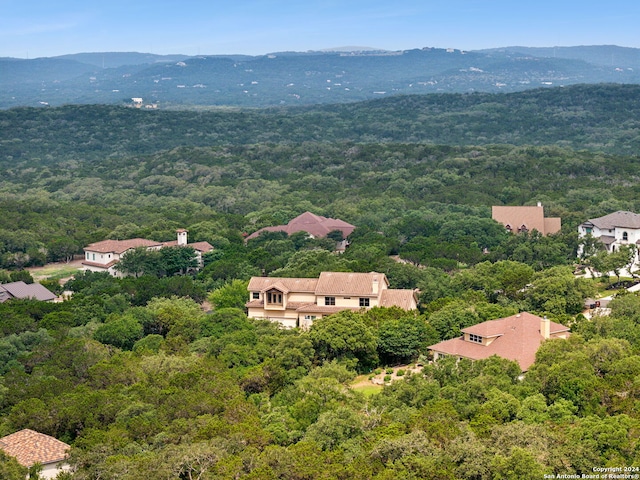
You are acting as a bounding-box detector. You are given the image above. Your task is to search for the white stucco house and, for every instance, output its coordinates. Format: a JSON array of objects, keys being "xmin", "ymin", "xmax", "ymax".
[
  {"xmin": 578, "ymin": 211, "xmax": 640, "ymax": 261},
  {"xmin": 82, "ymin": 229, "xmax": 213, "ymax": 277}
]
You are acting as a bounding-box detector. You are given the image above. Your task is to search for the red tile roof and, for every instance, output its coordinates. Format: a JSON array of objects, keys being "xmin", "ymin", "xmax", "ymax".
[
  {"xmin": 0, "ymin": 429, "xmax": 69, "ymax": 467},
  {"xmin": 246, "ymin": 212, "xmax": 355, "ymax": 240},
  {"xmin": 161, "ymin": 240, "xmax": 214, "ymax": 252},
  {"xmin": 428, "ymin": 312, "xmax": 569, "ymax": 371},
  {"xmin": 84, "ymin": 238, "xmax": 162, "ymax": 254}
]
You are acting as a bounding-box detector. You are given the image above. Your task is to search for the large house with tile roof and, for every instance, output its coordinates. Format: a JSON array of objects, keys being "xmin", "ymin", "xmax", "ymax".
[
  {"xmin": 245, "ymin": 212, "xmax": 356, "ymax": 251},
  {"xmin": 492, "ymin": 203, "xmax": 561, "ymax": 235},
  {"xmin": 428, "ymin": 312, "xmax": 569, "ymax": 371},
  {"xmin": 0, "ymin": 429, "xmax": 70, "ymax": 479},
  {"xmin": 246, "ymin": 271, "xmax": 418, "ymax": 328},
  {"xmin": 578, "ymin": 211, "xmax": 640, "ymax": 261},
  {"xmin": 83, "ymin": 229, "xmax": 213, "ymax": 277}
]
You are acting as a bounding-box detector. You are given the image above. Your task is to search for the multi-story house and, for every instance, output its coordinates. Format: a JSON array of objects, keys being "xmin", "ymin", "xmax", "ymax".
[
  {"xmin": 82, "ymin": 229, "xmax": 213, "ymax": 277},
  {"xmin": 246, "ymin": 271, "xmax": 418, "ymax": 328}
]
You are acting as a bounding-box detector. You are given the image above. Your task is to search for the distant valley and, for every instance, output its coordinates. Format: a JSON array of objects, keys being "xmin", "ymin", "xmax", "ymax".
[{"xmin": 1, "ymin": 45, "xmax": 639, "ymax": 108}]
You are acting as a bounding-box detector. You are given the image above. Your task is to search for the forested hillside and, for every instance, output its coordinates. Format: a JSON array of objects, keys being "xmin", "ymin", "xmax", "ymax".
[{"xmin": 1, "ymin": 84, "xmax": 640, "ymax": 478}]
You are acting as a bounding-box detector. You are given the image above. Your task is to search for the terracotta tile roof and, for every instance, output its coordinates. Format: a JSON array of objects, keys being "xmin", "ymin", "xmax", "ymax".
[
  {"xmin": 429, "ymin": 312, "xmax": 569, "ymax": 371},
  {"xmin": 246, "ymin": 212, "xmax": 356, "ymax": 240},
  {"xmin": 379, "ymin": 289, "xmax": 417, "ymax": 309},
  {"xmin": 248, "ymin": 277, "xmax": 319, "ymax": 292},
  {"xmin": 0, "ymin": 429, "xmax": 69, "ymax": 467},
  {"xmin": 0, "ymin": 282, "xmax": 56, "ymax": 302},
  {"xmin": 81, "ymin": 259, "xmax": 119, "ymax": 269},
  {"xmin": 315, "ymin": 272, "xmax": 388, "ymax": 296},
  {"xmin": 585, "ymin": 211, "xmax": 640, "ymax": 230},
  {"xmin": 161, "ymin": 241, "xmax": 214, "ymax": 252},
  {"xmin": 492, "ymin": 205, "xmax": 561, "ymax": 235},
  {"xmin": 84, "ymin": 238, "xmax": 162, "ymax": 254}
]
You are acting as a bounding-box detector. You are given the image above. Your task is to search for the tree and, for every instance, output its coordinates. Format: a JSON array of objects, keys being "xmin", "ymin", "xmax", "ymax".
[
  {"xmin": 208, "ymin": 279, "xmax": 250, "ymax": 310},
  {"xmin": 114, "ymin": 247, "xmax": 160, "ymax": 278},
  {"xmin": 158, "ymin": 246, "xmax": 198, "ymax": 276},
  {"xmin": 0, "ymin": 451, "xmax": 28, "ymax": 480},
  {"xmin": 308, "ymin": 311, "xmax": 378, "ymax": 371},
  {"xmin": 375, "ymin": 310, "xmax": 436, "ymax": 364},
  {"xmin": 93, "ymin": 314, "xmax": 144, "ymax": 350}
]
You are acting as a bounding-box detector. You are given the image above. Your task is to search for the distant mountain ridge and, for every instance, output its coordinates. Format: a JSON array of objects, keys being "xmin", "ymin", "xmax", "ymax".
[{"xmin": 1, "ymin": 45, "xmax": 639, "ymax": 109}]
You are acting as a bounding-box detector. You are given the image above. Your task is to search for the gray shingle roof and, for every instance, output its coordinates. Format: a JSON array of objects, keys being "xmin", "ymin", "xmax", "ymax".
[
  {"xmin": 587, "ymin": 211, "xmax": 640, "ymax": 230},
  {"xmin": 0, "ymin": 282, "xmax": 56, "ymax": 302}
]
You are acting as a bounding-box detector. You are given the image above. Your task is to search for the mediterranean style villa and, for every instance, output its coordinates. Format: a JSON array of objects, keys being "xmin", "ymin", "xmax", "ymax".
[
  {"xmin": 245, "ymin": 212, "xmax": 356, "ymax": 251},
  {"xmin": 82, "ymin": 229, "xmax": 213, "ymax": 276},
  {"xmin": 578, "ymin": 210, "xmax": 640, "ymax": 257},
  {"xmin": 246, "ymin": 271, "xmax": 418, "ymax": 328},
  {"xmin": 0, "ymin": 429, "xmax": 71, "ymax": 479},
  {"xmin": 492, "ymin": 203, "xmax": 561, "ymax": 235},
  {"xmin": 428, "ymin": 312, "xmax": 569, "ymax": 371}
]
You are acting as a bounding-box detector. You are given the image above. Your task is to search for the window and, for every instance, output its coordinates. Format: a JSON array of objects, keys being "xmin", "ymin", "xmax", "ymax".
[
  {"xmin": 518, "ymin": 224, "xmax": 528, "ymax": 234},
  {"xmin": 469, "ymin": 334, "xmax": 483, "ymax": 344},
  {"xmin": 359, "ymin": 298, "xmax": 370, "ymax": 307},
  {"xmin": 267, "ymin": 291, "xmax": 282, "ymax": 304},
  {"xmin": 585, "ymin": 227, "xmax": 592, "ymax": 234},
  {"xmin": 252, "ymin": 292, "xmax": 259, "ymax": 299},
  {"xmin": 325, "ymin": 296, "xmax": 336, "ymax": 306},
  {"xmin": 623, "ymin": 231, "xmax": 629, "ymax": 241},
  {"xmin": 304, "ymin": 315, "xmax": 316, "ymax": 320},
  {"xmin": 505, "ymin": 224, "xmax": 512, "ymax": 232}
]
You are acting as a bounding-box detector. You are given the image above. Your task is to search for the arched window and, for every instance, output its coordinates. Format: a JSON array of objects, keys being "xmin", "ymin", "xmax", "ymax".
[{"xmin": 623, "ymin": 231, "xmax": 629, "ymax": 241}]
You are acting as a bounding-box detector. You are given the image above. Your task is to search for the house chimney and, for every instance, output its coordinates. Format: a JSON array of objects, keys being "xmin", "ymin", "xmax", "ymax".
[
  {"xmin": 541, "ymin": 315, "xmax": 550, "ymax": 339},
  {"xmin": 177, "ymin": 229, "xmax": 188, "ymax": 246},
  {"xmin": 372, "ymin": 276, "xmax": 379, "ymax": 295},
  {"xmin": 537, "ymin": 201, "xmax": 542, "ymax": 207}
]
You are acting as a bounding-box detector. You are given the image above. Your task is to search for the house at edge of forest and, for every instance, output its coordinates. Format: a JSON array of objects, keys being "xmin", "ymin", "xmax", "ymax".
[
  {"xmin": 578, "ymin": 210, "xmax": 640, "ymax": 260},
  {"xmin": 0, "ymin": 281, "xmax": 56, "ymax": 303},
  {"xmin": 82, "ymin": 229, "xmax": 213, "ymax": 277},
  {"xmin": 428, "ymin": 312, "xmax": 569, "ymax": 371},
  {"xmin": 492, "ymin": 203, "xmax": 561, "ymax": 235},
  {"xmin": 0, "ymin": 429, "xmax": 71, "ymax": 479},
  {"xmin": 245, "ymin": 212, "xmax": 356, "ymax": 252},
  {"xmin": 246, "ymin": 271, "xmax": 418, "ymax": 329}
]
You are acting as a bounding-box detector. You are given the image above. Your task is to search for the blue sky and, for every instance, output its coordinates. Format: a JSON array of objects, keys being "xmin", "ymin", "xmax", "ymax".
[{"xmin": 1, "ymin": 0, "xmax": 639, "ymax": 58}]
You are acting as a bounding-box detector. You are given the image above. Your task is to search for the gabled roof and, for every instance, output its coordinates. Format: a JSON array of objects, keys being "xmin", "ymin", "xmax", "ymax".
[
  {"xmin": 0, "ymin": 429, "xmax": 69, "ymax": 467},
  {"xmin": 246, "ymin": 212, "xmax": 356, "ymax": 240},
  {"xmin": 161, "ymin": 240, "xmax": 214, "ymax": 253},
  {"xmin": 84, "ymin": 238, "xmax": 162, "ymax": 254},
  {"xmin": 492, "ymin": 205, "xmax": 561, "ymax": 235},
  {"xmin": 248, "ymin": 277, "xmax": 319, "ymax": 293},
  {"xmin": 315, "ymin": 272, "xmax": 389, "ymax": 297},
  {"xmin": 379, "ymin": 289, "xmax": 418, "ymax": 310},
  {"xmin": 585, "ymin": 211, "xmax": 640, "ymax": 230},
  {"xmin": 428, "ymin": 312, "xmax": 569, "ymax": 371},
  {"xmin": 0, "ymin": 282, "xmax": 56, "ymax": 302}
]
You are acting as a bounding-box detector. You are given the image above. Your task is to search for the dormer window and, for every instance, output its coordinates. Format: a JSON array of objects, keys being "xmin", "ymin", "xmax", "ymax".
[
  {"xmin": 505, "ymin": 224, "xmax": 512, "ymax": 232},
  {"xmin": 469, "ymin": 334, "xmax": 483, "ymax": 344},
  {"xmin": 266, "ymin": 291, "xmax": 282, "ymax": 304},
  {"xmin": 518, "ymin": 224, "xmax": 528, "ymax": 234}
]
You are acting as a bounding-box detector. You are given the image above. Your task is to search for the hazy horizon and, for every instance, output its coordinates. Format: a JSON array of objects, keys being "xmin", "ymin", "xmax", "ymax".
[{"xmin": 2, "ymin": 0, "xmax": 639, "ymax": 59}]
